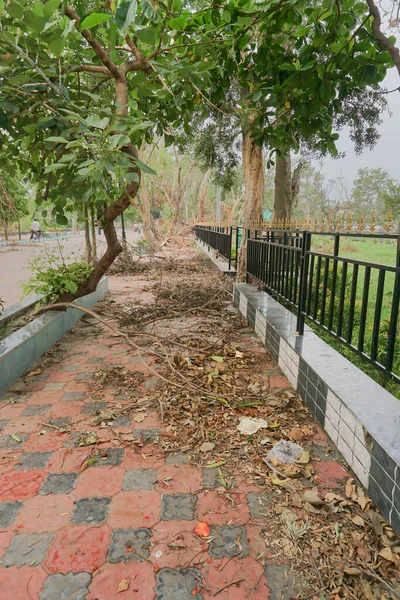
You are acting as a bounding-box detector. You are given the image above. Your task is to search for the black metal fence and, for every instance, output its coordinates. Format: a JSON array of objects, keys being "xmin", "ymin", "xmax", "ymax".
[
  {"xmin": 247, "ymin": 229, "xmax": 400, "ymax": 385},
  {"xmin": 195, "ymin": 226, "xmax": 242, "ymax": 270},
  {"xmin": 195, "ymin": 224, "xmax": 400, "ymax": 385}
]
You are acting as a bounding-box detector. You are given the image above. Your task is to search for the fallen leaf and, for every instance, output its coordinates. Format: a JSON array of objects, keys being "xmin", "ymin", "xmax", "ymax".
[
  {"xmin": 379, "ymin": 547, "xmax": 400, "ymax": 564},
  {"xmin": 10, "ymin": 434, "xmax": 21, "ymax": 442},
  {"xmin": 364, "ymin": 509, "xmax": 385, "ymax": 536},
  {"xmin": 290, "ymin": 427, "xmax": 303, "ymax": 441},
  {"xmin": 356, "ymin": 494, "xmax": 370, "ymax": 510},
  {"xmin": 133, "ymin": 414, "xmax": 146, "ymax": 423},
  {"xmin": 118, "ymin": 579, "xmax": 129, "ymax": 592},
  {"xmin": 194, "ymin": 522, "xmax": 211, "ymax": 537},
  {"xmin": 303, "ymin": 488, "xmax": 324, "ymax": 506},
  {"xmin": 296, "ymin": 451, "xmax": 310, "ymax": 464},
  {"xmin": 343, "ymin": 566, "xmax": 360, "ymax": 576},
  {"xmin": 205, "ymin": 460, "xmax": 225, "ymax": 469},
  {"xmin": 27, "ymin": 368, "xmax": 42, "ymax": 377},
  {"xmin": 351, "ymin": 515, "xmax": 365, "ymax": 527},
  {"xmin": 211, "ymin": 355, "xmax": 224, "ymax": 363},
  {"xmin": 304, "ymin": 501, "xmax": 321, "ymax": 515},
  {"xmin": 235, "ymin": 350, "xmax": 244, "ymax": 359},
  {"xmin": 199, "ymin": 442, "xmax": 215, "ymax": 453},
  {"xmin": 281, "ymin": 508, "xmax": 298, "ymax": 525},
  {"xmin": 345, "ymin": 478, "xmax": 356, "ymax": 499}
]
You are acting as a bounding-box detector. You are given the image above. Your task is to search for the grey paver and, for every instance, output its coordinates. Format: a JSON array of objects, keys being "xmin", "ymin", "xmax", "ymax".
[
  {"xmin": 44, "ymin": 417, "xmax": 70, "ymax": 430},
  {"xmin": 161, "ymin": 494, "xmax": 197, "ymax": 521},
  {"xmin": 61, "ymin": 391, "xmax": 86, "ymax": 402},
  {"xmin": 22, "ymin": 404, "xmax": 51, "ymax": 416},
  {"xmin": 40, "ymin": 473, "xmax": 78, "ymax": 495},
  {"xmin": 43, "ymin": 383, "xmax": 66, "ymax": 391},
  {"xmin": 60, "ymin": 364, "xmax": 79, "ymax": 372},
  {"xmin": 81, "ymin": 401, "xmax": 107, "ymax": 414},
  {"xmin": 202, "ymin": 468, "xmax": 235, "ymax": 490},
  {"xmin": 209, "ymin": 525, "xmax": 249, "ymax": 558},
  {"xmin": 0, "ymin": 501, "xmax": 22, "ymax": 527},
  {"xmin": 263, "ymin": 564, "xmax": 300, "ymax": 600},
  {"xmin": 15, "ymin": 451, "xmax": 51, "ymax": 470},
  {"xmin": 0, "ymin": 433, "xmax": 28, "ymax": 448},
  {"xmin": 133, "ymin": 429, "xmax": 159, "ymax": 443},
  {"xmin": 2, "ymin": 533, "xmax": 53, "ymax": 567},
  {"xmin": 40, "ymin": 572, "xmax": 91, "ymax": 600},
  {"xmin": 0, "ymin": 419, "xmax": 9, "ymax": 431},
  {"xmin": 123, "ymin": 469, "xmax": 156, "ymax": 491},
  {"xmin": 75, "ymin": 372, "xmax": 93, "ymax": 382},
  {"xmin": 70, "ymin": 497, "xmax": 111, "ymax": 524},
  {"xmin": 93, "ymin": 448, "xmax": 124, "ymax": 467},
  {"xmin": 107, "ymin": 528, "xmax": 151, "ymax": 563},
  {"xmin": 155, "ymin": 568, "xmax": 203, "ymax": 599},
  {"xmin": 247, "ymin": 491, "xmax": 273, "ymax": 518},
  {"xmin": 165, "ymin": 452, "xmax": 188, "ymax": 465},
  {"xmin": 113, "ymin": 416, "xmax": 131, "ymax": 427}
]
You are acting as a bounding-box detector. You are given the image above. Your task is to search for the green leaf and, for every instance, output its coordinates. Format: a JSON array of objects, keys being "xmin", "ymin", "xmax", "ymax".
[
  {"xmin": 43, "ymin": 0, "xmax": 61, "ymax": 19},
  {"xmin": 85, "ymin": 116, "xmax": 110, "ymax": 129},
  {"xmin": 48, "ymin": 37, "xmax": 66, "ymax": 56},
  {"xmin": 123, "ymin": 172, "xmax": 140, "ymax": 183},
  {"xmin": 24, "ymin": 10, "xmax": 45, "ymax": 32},
  {"xmin": 136, "ymin": 28, "xmax": 156, "ymax": 45},
  {"xmin": 168, "ymin": 11, "xmax": 190, "ymax": 29},
  {"xmin": 211, "ymin": 355, "xmax": 224, "ymax": 362},
  {"xmin": 115, "ymin": 0, "xmax": 137, "ymax": 31},
  {"xmin": 141, "ymin": 0, "xmax": 160, "ymax": 22},
  {"xmin": 44, "ymin": 163, "xmax": 67, "ymax": 173},
  {"xmin": 79, "ymin": 12, "xmax": 112, "ymax": 31},
  {"xmin": 46, "ymin": 136, "xmax": 69, "ymax": 144},
  {"xmin": 222, "ymin": 9, "xmax": 231, "ymax": 23},
  {"xmin": 7, "ymin": 2, "xmax": 24, "ymax": 19},
  {"xmin": 133, "ymin": 157, "xmax": 156, "ymax": 174},
  {"xmin": 65, "ymin": 280, "xmax": 78, "ymax": 293},
  {"xmin": 205, "ymin": 460, "xmax": 226, "ymax": 468},
  {"xmin": 11, "ymin": 434, "xmax": 21, "ymax": 442},
  {"xmin": 56, "ymin": 213, "xmax": 68, "ymax": 226},
  {"xmin": 109, "ymin": 133, "xmax": 131, "ymax": 148}
]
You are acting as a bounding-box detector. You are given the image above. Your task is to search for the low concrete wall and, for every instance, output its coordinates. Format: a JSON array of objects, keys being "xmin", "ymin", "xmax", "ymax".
[
  {"xmin": 0, "ymin": 278, "xmax": 108, "ymax": 396},
  {"xmin": 195, "ymin": 239, "xmax": 236, "ymax": 275},
  {"xmin": 0, "ymin": 294, "xmax": 46, "ymax": 327},
  {"xmin": 234, "ymin": 283, "xmax": 400, "ymax": 536}
]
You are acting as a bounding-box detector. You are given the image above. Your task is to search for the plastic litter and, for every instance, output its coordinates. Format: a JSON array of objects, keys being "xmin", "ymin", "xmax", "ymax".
[{"xmin": 266, "ymin": 439, "xmax": 303, "ymax": 464}]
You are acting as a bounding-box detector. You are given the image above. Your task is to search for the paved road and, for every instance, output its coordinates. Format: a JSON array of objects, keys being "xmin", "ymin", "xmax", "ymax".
[{"xmin": 0, "ymin": 229, "xmax": 141, "ymax": 308}]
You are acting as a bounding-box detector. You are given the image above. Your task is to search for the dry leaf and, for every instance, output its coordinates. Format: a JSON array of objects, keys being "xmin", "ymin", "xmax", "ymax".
[
  {"xmin": 194, "ymin": 522, "xmax": 211, "ymax": 537},
  {"xmin": 345, "ymin": 478, "xmax": 356, "ymax": 499},
  {"xmin": 304, "ymin": 501, "xmax": 321, "ymax": 515},
  {"xmin": 290, "ymin": 427, "xmax": 303, "ymax": 441},
  {"xmin": 351, "ymin": 515, "xmax": 365, "ymax": 527},
  {"xmin": 364, "ymin": 509, "xmax": 385, "ymax": 536},
  {"xmin": 379, "ymin": 547, "xmax": 400, "ymax": 564},
  {"xmin": 343, "ymin": 566, "xmax": 361, "ymax": 576},
  {"xmin": 280, "ymin": 464, "xmax": 302, "ymax": 478},
  {"xmin": 133, "ymin": 414, "xmax": 146, "ymax": 423},
  {"xmin": 357, "ymin": 494, "xmax": 370, "ymax": 510},
  {"xmin": 199, "ymin": 442, "xmax": 215, "ymax": 453},
  {"xmin": 281, "ymin": 508, "xmax": 299, "ymax": 524},
  {"xmin": 27, "ymin": 368, "xmax": 43, "ymax": 377},
  {"xmin": 303, "ymin": 488, "xmax": 324, "ymax": 506},
  {"xmin": 235, "ymin": 350, "xmax": 244, "ymax": 359},
  {"xmin": 117, "ymin": 579, "xmax": 129, "ymax": 593}
]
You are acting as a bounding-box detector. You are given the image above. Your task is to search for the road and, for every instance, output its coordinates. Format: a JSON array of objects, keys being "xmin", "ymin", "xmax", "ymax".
[{"xmin": 0, "ymin": 229, "xmax": 141, "ymax": 308}]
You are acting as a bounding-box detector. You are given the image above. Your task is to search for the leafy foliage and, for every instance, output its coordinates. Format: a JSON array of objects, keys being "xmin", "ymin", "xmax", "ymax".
[{"xmin": 23, "ymin": 250, "xmax": 94, "ymax": 301}]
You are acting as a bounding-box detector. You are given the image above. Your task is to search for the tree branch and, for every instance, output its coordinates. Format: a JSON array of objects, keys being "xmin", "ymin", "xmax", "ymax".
[
  {"xmin": 365, "ymin": 0, "xmax": 400, "ymax": 75},
  {"xmin": 64, "ymin": 5, "xmax": 124, "ymax": 80},
  {"xmin": 71, "ymin": 64, "xmax": 110, "ymax": 74}
]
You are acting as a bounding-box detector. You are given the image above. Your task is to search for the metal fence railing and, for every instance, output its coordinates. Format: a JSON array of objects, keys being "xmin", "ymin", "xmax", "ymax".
[
  {"xmin": 194, "ymin": 224, "xmax": 400, "ymax": 385},
  {"xmin": 247, "ymin": 228, "xmax": 400, "ymax": 385},
  {"xmin": 195, "ymin": 226, "xmax": 242, "ymax": 270}
]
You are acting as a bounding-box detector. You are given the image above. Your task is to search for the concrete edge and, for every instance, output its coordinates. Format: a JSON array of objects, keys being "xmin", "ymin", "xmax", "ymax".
[
  {"xmin": 0, "ymin": 277, "xmax": 109, "ymax": 396},
  {"xmin": 0, "ymin": 294, "xmax": 46, "ymax": 327},
  {"xmin": 233, "ymin": 282, "xmax": 400, "ymax": 536},
  {"xmin": 194, "ymin": 238, "xmax": 236, "ymax": 276}
]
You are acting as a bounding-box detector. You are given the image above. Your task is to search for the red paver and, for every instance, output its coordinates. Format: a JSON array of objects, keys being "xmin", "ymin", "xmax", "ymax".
[
  {"xmin": 74, "ymin": 466, "xmax": 125, "ymax": 498},
  {"xmin": 16, "ymin": 494, "xmax": 74, "ymax": 533},
  {"xmin": 87, "ymin": 561, "xmax": 155, "ymax": 600},
  {"xmin": 0, "ymin": 470, "xmax": 46, "ymax": 501},
  {"xmin": 107, "ymin": 490, "xmax": 162, "ymax": 529},
  {"xmin": 0, "ymin": 566, "xmax": 48, "ymax": 600}
]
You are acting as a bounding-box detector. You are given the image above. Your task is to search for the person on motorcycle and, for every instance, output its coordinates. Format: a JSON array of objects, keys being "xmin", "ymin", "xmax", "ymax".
[{"xmin": 30, "ymin": 219, "xmax": 41, "ymax": 240}]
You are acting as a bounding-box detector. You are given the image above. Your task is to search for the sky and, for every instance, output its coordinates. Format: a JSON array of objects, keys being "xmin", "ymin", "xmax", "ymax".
[{"xmin": 318, "ymin": 68, "xmax": 400, "ymax": 190}]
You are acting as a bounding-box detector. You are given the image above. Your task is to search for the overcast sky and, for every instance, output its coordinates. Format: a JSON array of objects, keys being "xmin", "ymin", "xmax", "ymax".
[{"xmin": 317, "ymin": 63, "xmax": 400, "ymax": 190}]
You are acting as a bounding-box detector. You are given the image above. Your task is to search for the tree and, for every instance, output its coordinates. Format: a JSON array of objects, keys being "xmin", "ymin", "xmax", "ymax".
[
  {"xmin": 351, "ymin": 167, "xmax": 393, "ymax": 224},
  {"xmin": 382, "ymin": 181, "xmax": 400, "ymax": 231},
  {"xmin": 0, "ymin": 171, "xmax": 28, "ymax": 240},
  {"xmin": 0, "ymin": 0, "xmax": 231, "ymax": 299}
]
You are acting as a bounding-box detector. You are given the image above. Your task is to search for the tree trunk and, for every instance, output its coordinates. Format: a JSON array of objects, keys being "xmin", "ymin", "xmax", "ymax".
[
  {"xmin": 236, "ymin": 127, "xmax": 264, "ymax": 281},
  {"xmin": 138, "ymin": 175, "xmax": 161, "ymax": 253},
  {"xmin": 274, "ymin": 155, "xmax": 292, "ymax": 220},
  {"xmin": 4, "ymin": 225, "xmax": 8, "ymax": 242},
  {"xmin": 83, "ymin": 203, "xmax": 92, "ymax": 263},
  {"xmin": 72, "ymin": 212, "xmax": 78, "ymax": 234},
  {"xmin": 195, "ymin": 169, "xmax": 211, "ymax": 222},
  {"xmin": 90, "ymin": 206, "xmax": 97, "ymax": 261}
]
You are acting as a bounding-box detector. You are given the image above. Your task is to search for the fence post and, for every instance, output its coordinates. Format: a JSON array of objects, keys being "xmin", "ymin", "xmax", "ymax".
[
  {"xmin": 296, "ymin": 231, "xmax": 311, "ymax": 335},
  {"xmin": 385, "ymin": 235, "xmax": 400, "ymax": 374},
  {"xmin": 229, "ymin": 226, "xmax": 233, "ymax": 271}
]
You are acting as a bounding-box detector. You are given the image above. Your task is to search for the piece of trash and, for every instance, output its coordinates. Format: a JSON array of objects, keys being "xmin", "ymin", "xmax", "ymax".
[
  {"xmin": 199, "ymin": 442, "xmax": 215, "ymax": 453},
  {"xmin": 266, "ymin": 439, "xmax": 303, "ymax": 464},
  {"xmin": 118, "ymin": 579, "xmax": 129, "ymax": 592},
  {"xmin": 260, "ymin": 437, "xmax": 271, "ymax": 445},
  {"xmin": 152, "ymin": 550, "xmax": 163, "ymax": 558},
  {"xmin": 237, "ymin": 417, "xmax": 269, "ymax": 435},
  {"xmin": 194, "ymin": 522, "xmax": 211, "ymax": 537}
]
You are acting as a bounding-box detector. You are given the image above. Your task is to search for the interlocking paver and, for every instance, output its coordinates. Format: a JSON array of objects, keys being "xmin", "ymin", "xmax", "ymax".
[
  {"xmin": 202, "ymin": 467, "xmax": 235, "ymax": 490},
  {"xmin": 15, "ymin": 451, "xmax": 51, "ymax": 471},
  {"xmin": 39, "ymin": 572, "xmax": 91, "ymax": 600},
  {"xmin": 61, "ymin": 391, "xmax": 86, "ymax": 402},
  {"xmin": 0, "ymin": 419, "xmax": 9, "ymax": 430},
  {"xmin": 133, "ymin": 428, "xmax": 159, "ymax": 443},
  {"xmin": 22, "ymin": 404, "xmax": 51, "ymax": 416},
  {"xmin": 107, "ymin": 528, "xmax": 152, "ymax": 563},
  {"xmin": 81, "ymin": 401, "xmax": 107, "ymax": 414},
  {"xmin": 0, "ymin": 501, "xmax": 22, "ymax": 527},
  {"xmin": 155, "ymin": 568, "xmax": 203, "ymax": 599},
  {"xmin": 0, "ymin": 433, "xmax": 28, "ymax": 448},
  {"xmin": 208, "ymin": 525, "xmax": 250, "ymax": 558},
  {"xmin": 161, "ymin": 494, "xmax": 197, "ymax": 521},
  {"xmin": 70, "ymin": 497, "xmax": 111, "ymax": 524},
  {"xmin": 264, "ymin": 564, "xmax": 300, "ymax": 599},
  {"xmin": 247, "ymin": 491, "xmax": 273, "ymax": 518},
  {"xmin": 2, "ymin": 533, "xmax": 53, "ymax": 567},
  {"xmin": 93, "ymin": 447, "xmax": 124, "ymax": 466},
  {"xmin": 165, "ymin": 452, "xmax": 189, "ymax": 464},
  {"xmin": 39, "ymin": 472, "xmax": 78, "ymax": 495},
  {"xmin": 123, "ymin": 469, "xmax": 156, "ymax": 490}
]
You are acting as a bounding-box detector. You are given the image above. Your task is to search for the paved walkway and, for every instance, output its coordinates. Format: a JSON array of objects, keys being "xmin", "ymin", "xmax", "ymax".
[{"xmin": 0, "ymin": 244, "xmax": 398, "ymax": 599}]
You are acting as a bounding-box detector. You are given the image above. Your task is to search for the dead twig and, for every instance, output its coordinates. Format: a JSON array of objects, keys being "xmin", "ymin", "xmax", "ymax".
[{"xmin": 213, "ymin": 579, "xmax": 245, "ymax": 596}]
